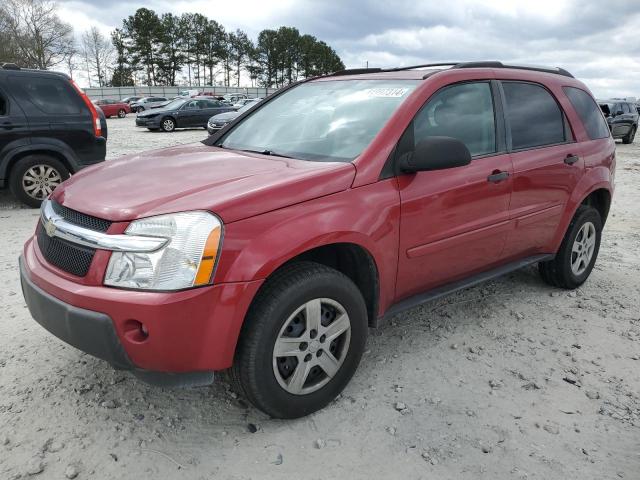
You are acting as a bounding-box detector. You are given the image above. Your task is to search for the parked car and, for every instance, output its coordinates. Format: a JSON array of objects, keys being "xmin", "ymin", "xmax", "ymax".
[
  {"xmin": 0, "ymin": 63, "xmax": 107, "ymax": 207},
  {"xmin": 121, "ymin": 96, "xmax": 141, "ymax": 105},
  {"xmin": 136, "ymin": 98, "xmax": 235, "ymax": 132},
  {"xmin": 130, "ymin": 96, "xmax": 168, "ymax": 113},
  {"xmin": 20, "ymin": 61, "xmax": 615, "ymax": 419},
  {"xmin": 207, "ymin": 98, "xmax": 261, "ymax": 134},
  {"xmin": 232, "ymin": 97, "xmax": 261, "ymax": 109},
  {"xmin": 223, "ymin": 93, "xmax": 248, "ymax": 104},
  {"xmin": 598, "ymin": 99, "xmax": 638, "ymax": 143},
  {"xmin": 93, "ymin": 99, "xmax": 131, "ymax": 118}
]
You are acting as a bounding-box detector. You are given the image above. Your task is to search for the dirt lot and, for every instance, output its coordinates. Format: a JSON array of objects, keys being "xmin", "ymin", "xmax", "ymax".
[{"xmin": 1, "ymin": 116, "xmax": 639, "ymax": 479}]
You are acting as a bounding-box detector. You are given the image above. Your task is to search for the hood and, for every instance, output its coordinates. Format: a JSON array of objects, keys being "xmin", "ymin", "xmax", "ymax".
[
  {"xmin": 53, "ymin": 143, "xmax": 356, "ymax": 224},
  {"xmin": 210, "ymin": 111, "xmax": 239, "ymax": 122}
]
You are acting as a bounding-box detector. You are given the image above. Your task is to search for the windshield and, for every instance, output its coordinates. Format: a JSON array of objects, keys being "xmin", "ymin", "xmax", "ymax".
[
  {"xmin": 160, "ymin": 99, "xmax": 186, "ymax": 110},
  {"xmin": 218, "ymin": 79, "xmax": 419, "ymax": 162}
]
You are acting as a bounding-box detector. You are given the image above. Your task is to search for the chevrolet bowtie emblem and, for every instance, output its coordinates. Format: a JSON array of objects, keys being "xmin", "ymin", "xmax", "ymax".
[{"xmin": 44, "ymin": 219, "xmax": 56, "ymax": 237}]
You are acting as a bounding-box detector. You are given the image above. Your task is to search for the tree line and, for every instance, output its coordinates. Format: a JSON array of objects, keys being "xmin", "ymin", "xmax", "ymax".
[{"xmin": 0, "ymin": 0, "xmax": 345, "ymax": 88}]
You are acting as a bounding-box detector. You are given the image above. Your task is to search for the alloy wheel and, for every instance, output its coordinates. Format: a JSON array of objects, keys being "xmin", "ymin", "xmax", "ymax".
[
  {"xmin": 571, "ymin": 221, "xmax": 596, "ymax": 276},
  {"xmin": 272, "ymin": 298, "xmax": 351, "ymax": 395},
  {"xmin": 162, "ymin": 119, "xmax": 175, "ymax": 132},
  {"xmin": 22, "ymin": 164, "xmax": 62, "ymax": 200}
]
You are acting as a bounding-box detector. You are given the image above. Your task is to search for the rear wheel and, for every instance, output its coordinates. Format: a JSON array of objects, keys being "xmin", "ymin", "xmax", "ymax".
[
  {"xmin": 9, "ymin": 155, "xmax": 70, "ymax": 208},
  {"xmin": 161, "ymin": 117, "xmax": 175, "ymax": 132},
  {"xmin": 622, "ymin": 125, "xmax": 636, "ymax": 144},
  {"xmin": 230, "ymin": 262, "xmax": 368, "ymax": 418},
  {"xmin": 117, "ymin": 108, "xmax": 126, "ymax": 118},
  {"xmin": 539, "ymin": 205, "xmax": 602, "ymax": 289}
]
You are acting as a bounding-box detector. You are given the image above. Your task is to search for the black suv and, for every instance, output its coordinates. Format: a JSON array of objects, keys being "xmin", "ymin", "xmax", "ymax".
[
  {"xmin": 0, "ymin": 64, "xmax": 107, "ymax": 207},
  {"xmin": 598, "ymin": 99, "xmax": 638, "ymax": 144}
]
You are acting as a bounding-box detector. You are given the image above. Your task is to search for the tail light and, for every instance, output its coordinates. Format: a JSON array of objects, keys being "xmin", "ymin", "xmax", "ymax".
[{"xmin": 70, "ymin": 80, "xmax": 102, "ymax": 138}]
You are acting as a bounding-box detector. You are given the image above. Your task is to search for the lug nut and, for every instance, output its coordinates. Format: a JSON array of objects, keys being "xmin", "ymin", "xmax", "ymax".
[
  {"xmin": 309, "ymin": 329, "xmax": 317, "ymax": 339},
  {"xmin": 319, "ymin": 334, "xmax": 326, "ymax": 343},
  {"xmin": 304, "ymin": 353, "xmax": 312, "ymax": 362},
  {"xmin": 316, "ymin": 350, "xmax": 323, "ymax": 357},
  {"xmin": 299, "ymin": 342, "xmax": 308, "ymax": 351}
]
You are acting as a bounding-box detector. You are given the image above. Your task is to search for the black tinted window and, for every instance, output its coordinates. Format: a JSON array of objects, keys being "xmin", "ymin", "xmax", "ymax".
[
  {"xmin": 563, "ymin": 87, "xmax": 610, "ymax": 140},
  {"xmin": 0, "ymin": 94, "xmax": 6, "ymax": 116},
  {"xmin": 502, "ymin": 82, "xmax": 565, "ymax": 150},
  {"xmin": 8, "ymin": 75, "xmax": 84, "ymax": 115},
  {"xmin": 413, "ymin": 82, "xmax": 496, "ymax": 157}
]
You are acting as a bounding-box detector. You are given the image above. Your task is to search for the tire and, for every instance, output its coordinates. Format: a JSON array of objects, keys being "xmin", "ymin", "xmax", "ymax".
[
  {"xmin": 117, "ymin": 109, "xmax": 126, "ymax": 118},
  {"xmin": 539, "ymin": 205, "xmax": 602, "ymax": 289},
  {"xmin": 230, "ymin": 261, "xmax": 368, "ymax": 418},
  {"xmin": 9, "ymin": 155, "xmax": 70, "ymax": 208},
  {"xmin": 622, "ymin": 125, "xmax": 636, "ymax": 144},
  {"xmin": 161, "ymin": 117, "xmax": 175, "ymax": 132},
  {"xmin": 137, "ymin": 106, "xmax": 144, "ymax": 113}
]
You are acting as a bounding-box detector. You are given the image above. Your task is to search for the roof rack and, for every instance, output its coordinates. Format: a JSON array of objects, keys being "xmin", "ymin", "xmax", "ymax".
[
  {"xmin": 453, "ymin": 61, "xmax": 574, "ymax": 78},
  {"xmin": 1, "ymin": 63, "xmax": 21, "ymax": 70},
  {"xmin": 331, "ymin": 61, "xmax": 574, "ymax": 79}
]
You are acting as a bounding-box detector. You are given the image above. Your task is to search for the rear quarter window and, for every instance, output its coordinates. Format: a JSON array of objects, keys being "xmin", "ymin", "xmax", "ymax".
[
  {"xmin": 8, "ymin": 75, "xmax": 84, "ymax": 115},
  {"xmin": 563, "ymin": 87, "xmax": 610, "ymax": 140}
]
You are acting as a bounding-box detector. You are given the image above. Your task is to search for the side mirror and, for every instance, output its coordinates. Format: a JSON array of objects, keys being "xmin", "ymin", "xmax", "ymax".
[{"xmin": 399, "ymin": 136, "xmax": 472, "ymax": 173}]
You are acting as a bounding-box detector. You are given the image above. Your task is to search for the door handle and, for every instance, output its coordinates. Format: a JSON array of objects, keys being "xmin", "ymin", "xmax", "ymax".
[
  {"xmin": 487, "ymin": 170, "xmax": 510, "ymax": 183},
  {"xmin": 564, "ymin": 154, "xmax": 579, "ymax": 165}
]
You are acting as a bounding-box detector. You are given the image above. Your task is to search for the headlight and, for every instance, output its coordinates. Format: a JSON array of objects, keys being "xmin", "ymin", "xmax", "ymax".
[{"xmin": 104, "ymin": 211, "xmax": 222, "ymax": 291}]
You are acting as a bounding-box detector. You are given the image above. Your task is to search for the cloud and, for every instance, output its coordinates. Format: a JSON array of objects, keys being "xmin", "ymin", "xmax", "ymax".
[{"xmin": 57, "ymin": 0, "xmax": 640, "ymax": 97}]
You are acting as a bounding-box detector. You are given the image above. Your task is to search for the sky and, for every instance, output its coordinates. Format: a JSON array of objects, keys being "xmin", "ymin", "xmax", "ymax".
[{"xmin": 57, "ymin": 0, "xmax": 640, "ymax": 98}]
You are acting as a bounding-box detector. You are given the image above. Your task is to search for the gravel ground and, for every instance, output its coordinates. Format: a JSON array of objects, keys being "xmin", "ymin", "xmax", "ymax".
[{"xmin": 1, "ymin": 116, "xmax": 639, "ymax": 479}]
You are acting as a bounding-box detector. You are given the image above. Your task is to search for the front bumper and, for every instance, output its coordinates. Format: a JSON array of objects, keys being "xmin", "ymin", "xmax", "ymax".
[
  {"xmin": 207, "ymin": 123, "xmax": 226, "ymax": 135},
  {"xmin": 135, "ymin": 116, "xmax": 161, "ymax": 128},
  {"xmin": 20, "ymin": 236, "xmax": 263, "ymax": 380}
]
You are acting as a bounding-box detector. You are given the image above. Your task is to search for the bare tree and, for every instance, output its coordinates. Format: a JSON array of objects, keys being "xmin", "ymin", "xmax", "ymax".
[
  {"xmin": 81, "ymin": 26, "xmax": 114, "ymax": 87},
  {"xmin": 3, "ymin": 0, "xmax": 73, "ymax": 69}
]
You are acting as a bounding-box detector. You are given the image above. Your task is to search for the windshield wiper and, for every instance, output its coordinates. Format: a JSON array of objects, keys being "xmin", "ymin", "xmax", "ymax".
[{"xmin": 238, "ymin": 148, "xmax": 292, "ymax": 159}]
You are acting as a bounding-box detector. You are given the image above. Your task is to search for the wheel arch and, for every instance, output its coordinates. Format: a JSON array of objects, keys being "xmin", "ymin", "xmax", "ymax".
[{"xmin": 3, "ymin": 147, "xmax": 75, "ymax": 186}]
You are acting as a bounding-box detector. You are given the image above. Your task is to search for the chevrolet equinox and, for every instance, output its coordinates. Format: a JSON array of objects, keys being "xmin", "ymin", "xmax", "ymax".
[{"xmin": 20, "ymin": 61, "xmax": 615, "ymax": 418}]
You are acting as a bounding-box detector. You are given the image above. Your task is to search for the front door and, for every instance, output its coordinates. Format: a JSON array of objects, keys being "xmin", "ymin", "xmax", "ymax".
[
  {"xmin": 0, "ymin": 82, "xmax": 30, "ymax": 157},
  {"xmin": 396, "ymin": 81, "xmax": 513, "ymax": 299}
]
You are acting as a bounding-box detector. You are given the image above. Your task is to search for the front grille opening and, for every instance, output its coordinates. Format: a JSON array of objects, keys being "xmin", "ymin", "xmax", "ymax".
[
  {"xmin": 51, "ymin": 200, "xmax": 112, "ymax": 232},
  {"xmin": 37, "ymin": 201, "xmax": 112, "ymax": 277}
]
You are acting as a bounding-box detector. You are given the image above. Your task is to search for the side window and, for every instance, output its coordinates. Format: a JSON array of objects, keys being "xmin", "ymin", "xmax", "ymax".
[
  {"xmin": 613, "ymin": 103, "xmax": 623, "ymax": 115},
  {"xmin": 0, "ymin": 92, "xmax": 7, "ymax": 116},
  {"xmin": 563, "ymin": 87, "xmax": 610, "ymax": 140},
  {"xmin": 8, "ymin": 75, "xmax": 84, "ymax": 115},
  {"xmin": 623, "ymin": 103, "xmax": 631, "ymax": 114},
  {"xmin": 184, "ymin": 100, "xmax": 199, "ymax": 110},
  {"xmin": 502, "ymin": 82, "xmax": 565, "ymax": 150},
  {"xmin": 198, "ymin": 100, "xmax": 214, "ymax": 109},
  {"xmin": 412, "ymin": 82, "xmax": 496, "ymax": 157}
]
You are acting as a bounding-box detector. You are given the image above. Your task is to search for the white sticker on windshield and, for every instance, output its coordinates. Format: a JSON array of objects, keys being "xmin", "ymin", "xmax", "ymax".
[{"xmin": 366, "ymin": 87, "xmax": 409, "ymax": 98}]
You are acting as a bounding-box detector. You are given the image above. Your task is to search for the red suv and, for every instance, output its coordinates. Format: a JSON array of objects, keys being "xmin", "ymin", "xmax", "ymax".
[{"xmin": 20, "ymin": 62, "xmax": 615, "ymax": 418}]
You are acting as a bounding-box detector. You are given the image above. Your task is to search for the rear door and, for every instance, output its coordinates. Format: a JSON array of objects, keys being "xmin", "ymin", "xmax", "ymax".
[
  {"xmin": 5, "ymin": 74, "xmax": 93, "ymax": 159},
  {"xmin": 499, "ymin": 81, "xmax": 582, "ymax": 259},
  {"xmin": 178, "ymin": 100, "xmax": 201, "ymax": 127},
  {"xmin": 0, "ymin": 80, "xmax": 30, "ymax": 173},
  {"xmin": 396, "ymin": 81, "xmax": 514, "ymax": 299}
]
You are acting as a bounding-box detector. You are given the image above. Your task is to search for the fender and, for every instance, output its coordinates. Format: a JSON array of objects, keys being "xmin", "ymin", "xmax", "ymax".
[
  {"xmin": 550, "ymin": 165, "xmax": 613, "ymax": 252},
  {"xmin": 214, "ymin": 179, "xmax": 402, "ymax": 316},
  {"xmin": 0, "ymin": 138, "xmax": 82, "ymax": 182},
  {"xmin": 0, "ymin": 137, "xmax": 31, "ymax": 184}
]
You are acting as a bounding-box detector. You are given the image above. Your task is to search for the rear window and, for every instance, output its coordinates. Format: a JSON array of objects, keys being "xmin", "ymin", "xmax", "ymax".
[
  {"xmin": 502, "ymin": 81, "xmax": 566, "ymax": 150},
  {"xmin": 564, "ymin": 87, "xmax": 610, "ymax": 140},
  {"xmin": 8, "ymin": 75, "xmax": 84, "ymax": 115}
]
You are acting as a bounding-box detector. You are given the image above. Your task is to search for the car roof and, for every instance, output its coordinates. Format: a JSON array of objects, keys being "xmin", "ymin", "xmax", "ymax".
[{"xmin": 314, "ymin": 61, "xmax": 575, "ymax": 82}]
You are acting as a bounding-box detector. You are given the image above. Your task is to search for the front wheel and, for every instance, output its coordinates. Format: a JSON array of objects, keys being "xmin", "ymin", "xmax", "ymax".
[
  {"xmin": 117, "ymin": 109, "xmax": 126, "ymax": 118},
  {"xmin": 137, "ymin": 106, "xmax": 144, "ymax": 113},
  {"xmin": 161, "ymin": 117, "xmax": 175, "ymax": 132},
  {"xmin": 539, "ymin": 205, "xmax": 602, "ymax": 289},
  {"xmin": 9, "ymin": 155, "xmax": 70, "ymax": 208},
  {"xmin": 230, "ymin": 262, "xmax": 368, "ymax": 418}
]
